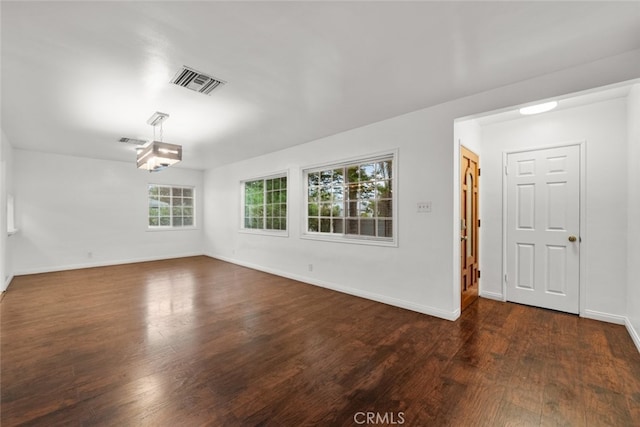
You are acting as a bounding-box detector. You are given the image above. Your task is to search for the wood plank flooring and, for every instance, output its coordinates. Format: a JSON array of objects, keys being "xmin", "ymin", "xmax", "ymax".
[{"xmin": 1, "ymin": 256, "xmax": 639, "ymax": 426}]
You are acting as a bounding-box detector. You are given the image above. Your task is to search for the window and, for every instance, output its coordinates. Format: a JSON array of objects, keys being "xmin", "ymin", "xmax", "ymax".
[
  {"xmin": 305, "ymin": 154, "xmax": 394, "ymax": 242},
  {"xmin": 243, "ymin": 175, "xmax": 287, "ymax": 232},
  {"xmin": 148, "ymin": 185, "xmax": 194, "ymax": 228}
]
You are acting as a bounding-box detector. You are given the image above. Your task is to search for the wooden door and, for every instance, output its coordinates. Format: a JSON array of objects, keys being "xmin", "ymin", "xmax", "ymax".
[
  {"xmin": 461, "ymin": 147, "xmax": 479, "ymax": 311},
  {"xmin": 506, "ymin": 145, "xmax": 580, "ymax": 314}
]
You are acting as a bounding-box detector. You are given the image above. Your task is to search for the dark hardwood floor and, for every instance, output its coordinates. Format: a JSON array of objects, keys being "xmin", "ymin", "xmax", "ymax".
[{"xmin": 1, "ymin": 256, "xmax": 639, "ymax": 426}]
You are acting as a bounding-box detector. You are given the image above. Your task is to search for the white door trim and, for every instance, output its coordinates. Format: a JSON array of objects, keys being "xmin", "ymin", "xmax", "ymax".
[{"xmin": 501, "ymin": 140, "xmax": 587, "ymax": 315}]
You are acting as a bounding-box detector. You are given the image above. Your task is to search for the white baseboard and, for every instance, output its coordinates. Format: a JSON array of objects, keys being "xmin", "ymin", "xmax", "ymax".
[
  {"xmin": 206, "ymin": 253, "xmax": 460, "ymax": 321},
  {"xmin": 625, "ymin": 317, "xmax": 640, "ymax": 353},
  {"xmin": 479, "ymin": 290, "xmax": 504, "ymax": 301},
  {"xmin": 14, "ymin": 252, "xmax": 205, "ymax": 276},
  {"xmin": 581, "ymin": 309, "xmax": 626, "ymax": 325},
  {"xmin": 3, "ymin": 274, "xmax": 14, "ymax": 291}
]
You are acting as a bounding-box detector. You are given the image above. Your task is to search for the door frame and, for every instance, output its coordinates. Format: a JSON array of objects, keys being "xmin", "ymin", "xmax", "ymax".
[{"xmin": 501, "ymin": 140, "xmax": 587, "ymax": 315}]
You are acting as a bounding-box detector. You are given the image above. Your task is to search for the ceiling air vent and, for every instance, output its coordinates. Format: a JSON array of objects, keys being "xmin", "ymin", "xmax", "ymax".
[
  {"xmin": 171, "ymin": 66, "xmax": 226, "ymax": 95},
  {"xmin": 119, "ymin": 137, "xmax": 148, "ymax": 145}
]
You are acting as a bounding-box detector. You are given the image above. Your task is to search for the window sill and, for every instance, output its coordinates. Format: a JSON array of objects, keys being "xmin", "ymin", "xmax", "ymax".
[
  {"xmin": 239, "ymin": 229, "xmax": 289, "ymax": 238},
  {"xmin": 146, "ymin": 226, "xmax": 198, "ymax": 232},
  {"xmin": 301, "ymin": 232, "xmax": 397, "ymax": 247}
]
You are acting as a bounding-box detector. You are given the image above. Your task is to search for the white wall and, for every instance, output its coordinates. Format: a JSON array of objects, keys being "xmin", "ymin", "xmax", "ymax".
[
  {"xmin": 454, "ymin": 119, "xmax": 482, "ymax": 157},
  {"xmin": 479, "ymin": 98, "xmax": 629, "ymax": 321},
  {"xmin": 204, "ymin": 51, "xmax": 640, "ymax": 321},
  {"xmin": 12, "ymin": 150, "xmax": 204, "ymax": 274},
  {"xmin": 1, "ymin": 129, "xmax": 15, "ymax": 291},
  {"xmin": 627, "ymin": 85, "xmax": 640, "ymax": 349}
]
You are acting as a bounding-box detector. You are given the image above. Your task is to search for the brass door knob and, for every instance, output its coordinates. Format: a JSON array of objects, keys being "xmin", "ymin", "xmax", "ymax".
[
  {"xmin": 568, "ymin": 235, "xmax": 577, "ymax": 242},
  {"xmin": 461, "ymin": 236, "xmax": 468, "ymax": 241}
]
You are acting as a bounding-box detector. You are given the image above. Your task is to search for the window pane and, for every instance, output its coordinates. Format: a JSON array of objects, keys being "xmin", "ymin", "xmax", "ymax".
[
  {"xmin": 360, "ymin": 219, "xmax": 375, "ymax": 236},
  {"xmin": 183, "ymin": 207, "xmax": 193, "ymax": 216},
  {"xmin": 308, "ymin": 203, "xmax": 319, "ymax": 216},
  {"xmin": 360, "ymin": 164, "xmax": 375, "ymax": 181},
  {"xmin": 347, "ymin": 166, "xmax": 359, "ymax": 183},
  {"xmin": 183, "ymin": 217, "xmax": 194, "ymax": 226},
  {"xmin": 172, "ymin": 187, "xmax": 182, "ymax": 197},
  {"xmin": 149, "ymin": 217, "xmax": 159, "ymax": 226},
  {"xmin": 380, "ymin": 161, "xmax": 392, "ymax": 179},
  {"xmin": 333, "ymin": 169, "xmax": 344, "ymax": 184},
  {"xmin": 308, "ymin": 172, "xmax": 320, "ymax": 186},
  {"xmin": 378, "ymin": 219, "xmax": 392, "ymax": 237},
  {"xmin": 332, "ymin": 219, "xmax": 344, "ymax": 234},
  {"xmin": 173, "ymin": 217, "xmax": 183, "ymax": 227},
  {"xmin": 280, "ymin": 203, "xmax": 287, "ymax": 217},
  {"xmin": 332, "ymin": 203, "xmax": 343, "ymax": 216},
  {"xmin": 320, "ymin": 186, "xmax": 331, "ymax": 201},
  {"xmin": 320, "ymin": 218, "xmax": 331, "ymax": 232},
  {"xmin": 308, "ymin": 218, "xmax": 319, "ymax": 232},
  {"xmin": 183, "ymin": 198, "xmax": 193, "ymax": 207},
  {"xmin": 172, "ymin": 207, "xmax": 182, "ymax": 216},
  {"xmin": 320, "ymin": 203, "xmax": 331, "ymax": 216},
  {"xmin": 149, "ymin": 207, "xmax": 159, "ymax": 217},
  {"xmin": 321, "ymin": 170, "xmax": 332, "ymax": 184},
  {"xmin": 160, "ymin": 197, "xmax": 170, "ymax": 205},
  {"xmin": 280, "ymin": 218, "xmax": 287, "ymax": 230},
  {"xmin": 160, "ymin": 217, "xmax": 170, "ymax": 226},
  {"xmin": 377, "ymin": 200, "xmax": 392, "ymax": 217},
  {"xmin": 173, "ymin": 197, "xmax": 183, "ymax": 207},
  {"xmin": 149, "ymin": 186, "xmax": 159, "ymax": 196},
  {"xmin": 333, "ymin": 186, "xmax": 344, "ymax": 201},
  {"xmin": 266, "ymin": 218, "xmax": 273, "ymax": 229},
  {"xmin": 308, "ymin": 186, "xmax": 319, "ymax": 201},
  {"xmin": 159, "ymin": 187, "xmax": 170, "ymax": 196},
  {"xmin": 347, "ymin": 201, "xmax": 358, "ymax": 217},
  {"xmin": 346, "ymin": 219, "xmax": 359, "ymax": 234},
  {"xmin": 359, "ymin": 200, "xmax": 374, "ymax": 217},
  {"xmin": 347, "ymin": 184, "xmax": 358, "ymax": 200},
  {"xmin": 159, "ymin": 207, "xmax": 170, "ymax": 216},
  {"xmin": 183, "ymin": 188, "xmax": 193, "ymax": 197}
]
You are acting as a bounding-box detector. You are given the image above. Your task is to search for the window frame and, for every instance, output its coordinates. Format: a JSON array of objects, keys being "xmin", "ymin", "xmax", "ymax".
[
  {"xmin": 239, "ymin": 171, "xmax": 289, "ymax": 237},
  {"xmin": 301, "ymin": 150, "xmax": 398, "ymax": 247},
  {"xmin": 147, "ymin": 184, "xmax": 196, "ymax": 231}
]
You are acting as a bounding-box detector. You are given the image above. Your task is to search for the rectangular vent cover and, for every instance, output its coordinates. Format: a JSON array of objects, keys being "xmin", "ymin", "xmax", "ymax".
[
  {"xmin": 119, "ymin": 137, "xmax": 148, "ymax": 145},
  {"xmin": 171, "ymin": 66, "xmax": 226, "ymax": 95}
]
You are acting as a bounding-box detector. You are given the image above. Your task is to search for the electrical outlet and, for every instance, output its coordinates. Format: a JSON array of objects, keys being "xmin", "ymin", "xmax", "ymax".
[
  {"xmin": 308, "ymin": 264, "xmax": 313, "ymax": 272},
  {"xmin": 417, "ymin": 201, "xmax": 432, "ymax": 213},
  {"xmin": 87, "ymin": 251, "xmax": 93, "ymax": 258}
]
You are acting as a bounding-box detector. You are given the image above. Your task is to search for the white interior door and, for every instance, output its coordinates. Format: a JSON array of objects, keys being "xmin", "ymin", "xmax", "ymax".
[{"xmin": 506, "ymin": 145, "xmax": 580, "ymax": 314}]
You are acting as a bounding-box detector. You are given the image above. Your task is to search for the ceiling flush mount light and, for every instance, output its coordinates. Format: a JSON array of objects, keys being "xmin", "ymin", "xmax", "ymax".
[
  {"xmin": 519, "ymin": 101, "xmax": 558, "ymax": 115},
  {"xmin": 137, "ymin": 112, "xmax": 182, "ymax": 172}
]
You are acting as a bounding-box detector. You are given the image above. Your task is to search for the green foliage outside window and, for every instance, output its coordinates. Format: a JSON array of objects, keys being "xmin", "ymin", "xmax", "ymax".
[
  {"xmin": 306, "ymin": 159, "xmax": 392, "ymax": 239},
  {"xmin": 244, "ymin": 176, "xmax": 287, "ymax": 231},
  {"xmin": 148, "ymin": 185, "xmax": 194, "ymax": 228}
]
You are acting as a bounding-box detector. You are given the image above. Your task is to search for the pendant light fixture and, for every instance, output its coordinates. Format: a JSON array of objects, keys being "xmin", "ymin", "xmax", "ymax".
[{"xmin": 137, "ymin": 112, "xmax": 182, "ymax": 172}]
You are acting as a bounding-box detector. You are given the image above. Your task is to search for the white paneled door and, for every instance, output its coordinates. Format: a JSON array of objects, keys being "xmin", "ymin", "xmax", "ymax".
[{"xmin": 506, "ymin": 145, "xmax": 580, "ymax": 314}]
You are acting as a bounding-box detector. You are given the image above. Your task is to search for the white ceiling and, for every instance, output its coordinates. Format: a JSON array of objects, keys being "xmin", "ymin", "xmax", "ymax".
[{"xmin": 2, "ymin": 1, "xmax": 639, "ymax": 170}]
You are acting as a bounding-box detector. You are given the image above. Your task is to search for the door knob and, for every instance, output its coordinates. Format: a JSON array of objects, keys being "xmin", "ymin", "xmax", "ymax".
[
  {"xmin": 461, "ymin": 236, "xmax": 468, "ymax": 241},
  {"xmin": 568, "ymin": 235, "xmax": 577, "ymax": 242}
]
